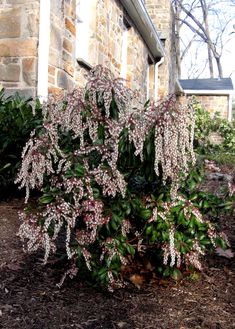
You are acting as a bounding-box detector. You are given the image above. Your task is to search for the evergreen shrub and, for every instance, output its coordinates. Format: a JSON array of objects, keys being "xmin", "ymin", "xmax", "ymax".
[{"xmin": 16, "ymin": 66, "xmax": 227, "ymax": 290}]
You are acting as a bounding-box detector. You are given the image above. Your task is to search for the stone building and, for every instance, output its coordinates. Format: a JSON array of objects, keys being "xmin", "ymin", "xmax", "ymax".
[
  {"xmin": 180, "ymin": 78, "xmax": 234, "ymax": 121},
  {"xmin": 0, "ymin": 0, "xmax": 179, "ymax": 101}
]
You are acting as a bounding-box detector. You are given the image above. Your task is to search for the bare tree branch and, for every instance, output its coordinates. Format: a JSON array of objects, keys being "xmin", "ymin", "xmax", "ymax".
[{"xmin": 171, "ymin": 0, "xmax": 234, "ymax": 78}]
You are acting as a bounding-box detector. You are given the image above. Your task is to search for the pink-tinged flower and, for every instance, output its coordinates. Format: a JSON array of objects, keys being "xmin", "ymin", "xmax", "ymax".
[
  {"xmin": 16, "ymin": 65, "xmax": 199, "ymax": 288},
  {"xmin": 228, "ymin": 181, "xmax": 235, "ymax": 196}
]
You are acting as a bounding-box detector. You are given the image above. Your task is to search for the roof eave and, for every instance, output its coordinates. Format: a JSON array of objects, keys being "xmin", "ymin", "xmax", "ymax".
[
  {"xmin": 184, "ymin": 89, "xmax": 233, "ymax": 95},
  {"xmin": 119, "ymin": 0, "xmax": 165, "ymax": 60}
]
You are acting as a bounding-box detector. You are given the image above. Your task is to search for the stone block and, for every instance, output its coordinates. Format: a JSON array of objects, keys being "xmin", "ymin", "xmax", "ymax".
[
  {"xmin": 48, "ymin": 76, "xmax": 55, "ymax": 84},
  {"xmin": 49, "ymin": 49, "xmax": 60, "ymax": 67},
  {"xmin": 2, "ymin": 58, "xmax": 19, "ymax": 65},
  {"xmin": 48, "ymin": 86, "xmax": 64, "ymax": 98},
  {"xmin": 3, "ymin": 88, "xmax": 36, "ymax": 98},
  {"xmin": 57, "ymin": 69, "xmax": 74, "ymax": 90},
  {"xmin": 48, "ymin": 65, "xmax": 56, "ymax": 76},
  {"xmin": 63, "ymin": 38, "xmax": 72, "ymax": 54},
  {"xmin": 24, "ymin": 10, "xmax": 39, "ymax": 37},
  {"xmin": 0, "ymin": 8, "xmax": 21, "ymax": 38},
  {"xmin": 0, "ymin": 64, "xmax": 20, "ymax": 82},
  {"xmin": 63, "ymin": 62, "xmax": 74, "ymax": 77},
  {"xmin": 62, "ymin": 50, "xmax": 72, "ymax": 64},
  {"xmin": 22, "ymin": 57, "xmax": 37, "ymax": 86},
  {"xmin": 1, "ymin": 83, "xmax": 19, "ymax": 88},
  {"xmin": 0, "ymin": 39, "xmax": 37, "ymax": 57},
  {"xmin": 50, "ymin": 25, "xmax": 62, "ymax": 51},
  {"xmin": 65, "ymin": 18, "xmax": 75, "ymax": 36}
]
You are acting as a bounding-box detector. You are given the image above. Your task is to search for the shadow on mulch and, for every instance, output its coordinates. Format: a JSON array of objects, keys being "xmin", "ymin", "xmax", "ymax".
[{"xmin": 0, "ymin": 252, "xmax": 136, "ymax": 329}]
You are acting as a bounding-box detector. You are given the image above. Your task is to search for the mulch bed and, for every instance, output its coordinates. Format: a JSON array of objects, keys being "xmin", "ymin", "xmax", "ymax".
[{"xmin": 0, "ymin": 179, "xmax": 234, "ymax": 328}]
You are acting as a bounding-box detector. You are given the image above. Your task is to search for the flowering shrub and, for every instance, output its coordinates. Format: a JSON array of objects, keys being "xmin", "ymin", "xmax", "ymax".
[{"xmin": 16, "ymin": 66, "xmax": 227, "ymax": 290}]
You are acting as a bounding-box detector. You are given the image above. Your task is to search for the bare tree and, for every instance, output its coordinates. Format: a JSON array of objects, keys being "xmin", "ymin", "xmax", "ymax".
[{"xmin": 172, "ymin": 0, "xmax": 235, "ymax": 78}]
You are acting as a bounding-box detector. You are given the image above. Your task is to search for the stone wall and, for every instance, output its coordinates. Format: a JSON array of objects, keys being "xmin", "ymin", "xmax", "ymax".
[
  {"xmin": 0, "ymin": 0, "xmax": 39, "ymax": 97},
  {"xmin": 95, "ymin": 0, "xmax": 149, "ymax": 96},
  {"xmin": 145, "ymin": 0, "xmax": 176, "ymax": 98},
  {"xmin": 47, "ymin": 0, "xmax": 77, "ymax": 96},
  {"xmin": 179, "ymin": 94, "xmax": 229, "ymax": 119},
  {"xmin": 192, "ymin": 94, "xmax": 229, "ymax": 119},
  {"xmin": 0, "ymin": 0, "xmax": 173, "ymax": 100},
  {"xmin": 48, "ymin": 0, "xmax": 151, "ymax": 99}
]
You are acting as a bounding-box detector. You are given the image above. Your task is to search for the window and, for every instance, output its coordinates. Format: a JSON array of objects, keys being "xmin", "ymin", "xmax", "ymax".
[{"xmin": 76, "ymin": 0, "xmax": 93, "ymax": 65}]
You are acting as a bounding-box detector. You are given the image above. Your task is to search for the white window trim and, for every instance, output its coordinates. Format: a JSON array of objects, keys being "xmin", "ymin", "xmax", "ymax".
[
  {"xmin": 75, "ymin": 0, "xmax": 93, "ymax": 63},
  {"xmin": 37, "ymin": 0, "xmax": 50, "ymax": 100}
]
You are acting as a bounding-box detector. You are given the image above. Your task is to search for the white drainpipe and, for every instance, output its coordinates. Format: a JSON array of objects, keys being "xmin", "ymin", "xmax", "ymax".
[
  {"xmin": 37, "ymin": 0, "xmax": 51, "ymax": 100},
  {"xmin": 154, "ymin": 57, "xmax": 164, "ymax": 101}
]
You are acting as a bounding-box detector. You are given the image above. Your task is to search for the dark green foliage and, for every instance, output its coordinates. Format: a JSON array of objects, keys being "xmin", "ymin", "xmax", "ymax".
[
  {"xmin": 16, "ymin": 68, "xmax": 230, "ymax": 290},
  {"xmin": 0, "ymin": 89, "xmax": 42, "ymax": 197},
  {"xmin": 193, "ymin": 99, "xmax": 235, "ymax": 166}
]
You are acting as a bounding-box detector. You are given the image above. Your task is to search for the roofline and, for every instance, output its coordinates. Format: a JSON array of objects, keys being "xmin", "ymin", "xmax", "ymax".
[
  {"xmin": 183, "ymin": 89, "xmax": 233, "ymax": 95},
  {"xmin": 119, "ymin": 0, "xmax": 165, "ymax": 60}
]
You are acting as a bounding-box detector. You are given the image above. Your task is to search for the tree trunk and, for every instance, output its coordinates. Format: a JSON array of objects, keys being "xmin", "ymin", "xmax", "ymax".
[
  {"xmin": 174, "ymin": 0, "xmax": 228, "ymax": 80},
  {"xmin": 199, "ymin": 0, "xmax": 214, "ymax": 77},
  {"xmin": 172, "ymin": 0, "xmax": 182, "ymax": 78}
]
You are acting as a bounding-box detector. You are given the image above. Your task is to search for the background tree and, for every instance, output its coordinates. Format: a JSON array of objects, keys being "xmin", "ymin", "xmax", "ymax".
[{"xmin": 172, "ymin": 0, "xmax": 235, "ymax": 78}]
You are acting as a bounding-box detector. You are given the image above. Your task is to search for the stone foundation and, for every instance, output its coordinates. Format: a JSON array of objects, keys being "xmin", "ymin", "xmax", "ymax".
[{"xmin": 0, "ymin": 0, "xmax": 39, "ymax": 97}]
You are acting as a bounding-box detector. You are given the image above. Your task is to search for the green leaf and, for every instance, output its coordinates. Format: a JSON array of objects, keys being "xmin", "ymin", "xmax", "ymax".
[
  {"xmin": 163, "ymin": 267, "xmax": 171, "ymax": 277},
  {"xmin": 0, "ymin": 163, "xmax": 11, "ymax": 172},
  {"xmin": 150, "ymin": 230, "xmax": 158, "ymax": 243},
  {"xmin": 75, "ymin": 163, "xmax": 85, "ymax": 177},
  {"xmin": 171, "ymin": 269, "xmax": 182, "ymax": 281},
  {"xmin": 126, "ymin": 244, "xmax": 135, "ymax": 256},
  {"xmin": 110, "ymin": 220, "xmax": 118, "ymax": 230},
  {"xmin": 139, "ymin": 209, "xmax": 152, "ymax": 220},
  {"xmin": 177, "ymin": 209, "xmax": 185, "ymax": 224},
  {"xmin": 145, "ymin": 225, "xmax": 153, "ymax": 235},
  {"xmin": 189, "ymin": 179, "xmax": 197, "ymax": 190},
  {"xmin": 39, "ymin": 195, "xmax": 54, "ymax": 204},
  {"xmin": 92, "ymin": 187, "xmax": 100, "ymax": 198}
]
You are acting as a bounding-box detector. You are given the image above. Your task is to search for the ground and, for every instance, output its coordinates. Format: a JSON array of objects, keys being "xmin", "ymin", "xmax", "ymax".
[{"xmin": 0, "ymin": 170, "xmax": 234, "ymax": 329}]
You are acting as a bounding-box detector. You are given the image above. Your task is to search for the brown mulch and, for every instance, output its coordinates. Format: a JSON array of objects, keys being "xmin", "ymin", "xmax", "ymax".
[{"xmin": 0, "ymin": 183, "xmax": 234, "ymax": 328}]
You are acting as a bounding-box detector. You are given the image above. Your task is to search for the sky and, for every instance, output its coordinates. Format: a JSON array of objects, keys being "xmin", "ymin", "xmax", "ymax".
[
  {"xmin": 221, "ymin": 26, "xmax": 235, "ymax": 87},
  {"xmin": 180, "ymin": 1, "xmax": 235, "ymax": 88}
]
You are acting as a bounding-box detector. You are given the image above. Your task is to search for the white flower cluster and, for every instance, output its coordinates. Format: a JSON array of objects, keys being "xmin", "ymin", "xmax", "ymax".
[
  {"xmin": 16, "ymin": 65, "xmax": 197, "ymax": 286},
  {"xmin": 184, "ymin": 240, "xmax": 204, "ymax": 271},
  {"xmin": 206, "ymin": 221, "xmax": 217, "ymax": 248},
  {"xmin": 162, "ymin": 227, "xmax": 181, "ymax": 268},
  {"xmin": 76, "ymin": 199, "xmax": 109, "ymax": 247},
  {"xmin": 100, "ymin": 237, "xmax": 128, "ymax": 267},
  {"xmin": 152, "ymin": 97, "xmax": 195, "ymax": 197}
]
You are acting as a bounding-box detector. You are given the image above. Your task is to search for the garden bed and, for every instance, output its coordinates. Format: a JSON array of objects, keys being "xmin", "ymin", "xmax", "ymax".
[{"xmin": 0, "ymin": 171, "xmax": 234, "ymax": 329}]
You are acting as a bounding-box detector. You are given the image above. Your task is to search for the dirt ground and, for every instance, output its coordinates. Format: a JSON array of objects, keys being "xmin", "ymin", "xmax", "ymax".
[{"xmin": 0, "ymin": 176, "xmax": 234, "ymax": 329}]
